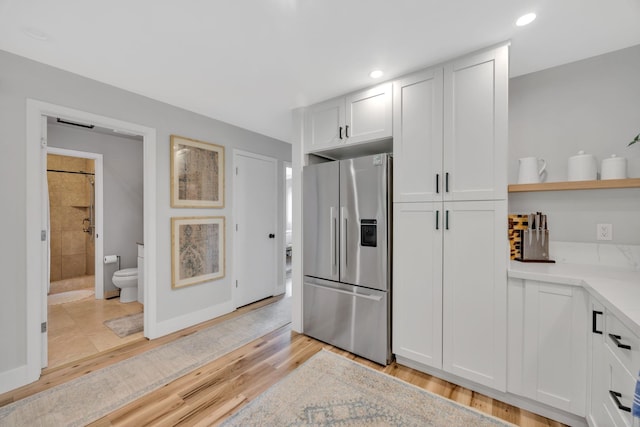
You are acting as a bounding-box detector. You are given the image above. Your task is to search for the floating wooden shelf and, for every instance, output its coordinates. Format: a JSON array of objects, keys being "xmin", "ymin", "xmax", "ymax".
[{"xmin": 508, "ymin": 178, "xmax": 640, "ymax": 193}]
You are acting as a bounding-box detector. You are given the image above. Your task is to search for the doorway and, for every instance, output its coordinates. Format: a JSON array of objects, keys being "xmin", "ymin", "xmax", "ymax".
[
  {"xmin": 284, "ymin": 163, "xmax": 292, "ymax": 297},
  {"xmin": 22, "ymin": 100, "xmax": 157, "ymax": 387},
  {"xmin": 233, "ymin": 150, "xmax": 278, "ymax": 308}
]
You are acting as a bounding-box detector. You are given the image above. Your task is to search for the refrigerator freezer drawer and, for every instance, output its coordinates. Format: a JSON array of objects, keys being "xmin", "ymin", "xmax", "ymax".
[{"xmin": 303, "ymin": 277, "xmax": 390, "ymax": 365}]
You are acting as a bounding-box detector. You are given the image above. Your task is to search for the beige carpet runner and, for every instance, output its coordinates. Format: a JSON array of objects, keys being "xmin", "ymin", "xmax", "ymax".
[
  {"xmin": 0, "ymin": 297, "xmax": 291, "ymax": 427},
  {"xmin": 222, "ymin": 350, "xmax": 515, "ymax": 426}
]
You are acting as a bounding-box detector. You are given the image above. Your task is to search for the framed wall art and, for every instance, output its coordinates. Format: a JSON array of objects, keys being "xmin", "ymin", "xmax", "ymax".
[
  {"xmin": 171, "ymin": 216, "xmax": 225, "ymax": 288},
  {"xmin": 170, "ymin": 135, "xmax": 224, "ymax": 208}
]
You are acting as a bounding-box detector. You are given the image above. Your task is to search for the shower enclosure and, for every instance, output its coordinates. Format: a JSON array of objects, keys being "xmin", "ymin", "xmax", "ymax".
[{"xmin": 47, "ymin": 154, "xmax": 96, "ymax": 293}]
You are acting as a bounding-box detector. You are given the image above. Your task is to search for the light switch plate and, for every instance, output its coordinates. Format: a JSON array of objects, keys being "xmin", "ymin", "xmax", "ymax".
[{"xmin": 596, "ymin": 223, "xmax": 613, "ymax": 241}]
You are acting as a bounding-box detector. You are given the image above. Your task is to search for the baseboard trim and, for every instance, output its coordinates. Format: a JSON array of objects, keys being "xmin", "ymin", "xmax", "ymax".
[
  {"xmin": 396, "ymin": 356, "xmax": 587, "ymax": 427},
  {"xmin": 0, "ymin": 364, "xmax": 31, "ymax": 395},
  {"xmin": 148, "ymin": 301, "xmax": 235, "ymax": 339}
]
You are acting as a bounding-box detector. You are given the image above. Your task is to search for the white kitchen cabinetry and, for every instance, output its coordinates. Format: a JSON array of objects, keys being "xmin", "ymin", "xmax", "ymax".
[
  {"xmin": 393, "ymin": 45, "xmax": 508, "ymax": 203},
  {"xmin": 393, "ymin": 202, "xmax": 442, "ymax": 368},
  {"xmin": 304, "ymin": 83, "xmax": 392, "ymax": 154},
  {"xmin": 394, "ymin": 200, "xmax": 507, "ymax": 391},
  {"xmin": 508, "ymin": 278, "xmax": 588, "ymax": 416},
  {"xmin": 588, "ymin": 301, "xmax": 640, "ymax": 427}
]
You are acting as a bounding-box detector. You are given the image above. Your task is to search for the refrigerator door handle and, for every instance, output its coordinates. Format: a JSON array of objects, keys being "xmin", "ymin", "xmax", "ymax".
[
  {"xmin": 330, "ymin": 207, "xmax": 338, "ymax": 275},
  {"xmin": 305, "ymin": 282, "xmax": 383, "ymax": 302},
  {"xmin": 341, "ymin": 207, "xmax": 348, "ymax": 269}
]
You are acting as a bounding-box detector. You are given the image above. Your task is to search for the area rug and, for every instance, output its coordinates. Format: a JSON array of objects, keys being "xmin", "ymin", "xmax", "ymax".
[
  {"xmin": 47, "ymin": 289, "xmax": 94, "ymax": 305},
  {"xmin": 0, "ymin": 297, "xmax": 291, "ymax": 427},
  {"xmin": 222, "ymin": 350, "xmax": 514, "ymax": 427},
  {"xmin": 104, "ymin": 312, "xmax": 144, "ymax": 338}
]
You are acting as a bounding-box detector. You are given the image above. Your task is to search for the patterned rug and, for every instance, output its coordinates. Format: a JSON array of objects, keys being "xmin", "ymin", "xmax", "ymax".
[
  {"xmin": 222, "ymin": 350, "xmax": 514, "ymax": 427},
  {"xmin": 0, "ymin": 297, "xmax": 291, "ymax": 427},
  {"xmin": 103, "ymin": 312, "xmax": 144, "ymax": 337}
]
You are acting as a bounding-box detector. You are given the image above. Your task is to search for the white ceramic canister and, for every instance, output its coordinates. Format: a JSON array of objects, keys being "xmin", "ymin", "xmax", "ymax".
[
  {"xmin": 567, "ymin": 150, "xmax": 597, "ymax": 181},
  {"xmin": 601, "ymin": 154, "xmax": 627, "ymax": 180}
]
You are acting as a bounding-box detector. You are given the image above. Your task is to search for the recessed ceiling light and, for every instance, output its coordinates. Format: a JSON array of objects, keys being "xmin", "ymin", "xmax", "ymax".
[
  {"xmin": 23, "ymin": 27, "xmax": 49, "ymax": 41},
  {"xmin": 516, "ymin": 13, "xmax": 536, "ymax": 27},
  {"xmin": 369, "ymin": 70, "xmax": 384, "ymax": 79}
]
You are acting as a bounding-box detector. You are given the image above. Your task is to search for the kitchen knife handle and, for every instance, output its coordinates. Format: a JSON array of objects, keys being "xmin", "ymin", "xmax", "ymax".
[
  {"xmin": 445, "ymin": 210, "xmax": 449, "ymax": 230},
  {"xmin": 435, "ymin": 210, "xmax": 439, "ymax": 230},
  {"xmin": 436, "ymin": 174, "xmax": 440, "ymax": 194}
]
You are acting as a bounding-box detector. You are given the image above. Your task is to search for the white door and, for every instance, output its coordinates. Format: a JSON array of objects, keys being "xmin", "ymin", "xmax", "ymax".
[
  {"xmin": 234, "ymin": 151, "xmax": 278, "ymax": 307},
  {"xmin": 345, "ymin": 82, "xmax": 392, "ymax": 145},
  {"xmin": 303, "ymin": 97, "xmax": 344, "ymax": 153}
]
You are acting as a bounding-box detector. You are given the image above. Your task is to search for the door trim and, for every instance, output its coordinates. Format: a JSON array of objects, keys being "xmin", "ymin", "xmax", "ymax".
[
  {"xmin": 46, "ymin": 147, "xmax": 105, "ymax": 300},
  {"xmin": 232, "ymin": 149, "xmax": 280, "ymax": 308},
  {"xmin": 24, "ymin": 99, "xmax": 157, "ymax": 389}
]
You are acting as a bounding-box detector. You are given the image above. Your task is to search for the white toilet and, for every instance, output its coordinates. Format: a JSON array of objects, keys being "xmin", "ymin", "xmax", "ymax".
[{"xmin": 112, "ymin": 268, "xmax": 138, "ymax": 303}]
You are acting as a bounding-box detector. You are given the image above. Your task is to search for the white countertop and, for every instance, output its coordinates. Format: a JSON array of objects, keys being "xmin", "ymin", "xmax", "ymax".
[{"xmin": 509, "ymin": 261, "xmax": 640, "ymax": 337}]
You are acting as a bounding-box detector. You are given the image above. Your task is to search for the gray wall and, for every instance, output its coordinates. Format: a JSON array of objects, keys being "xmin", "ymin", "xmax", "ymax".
[
  {"xmin": 509, "ymin": 44, "xmax": 640, "ymax": 244},
  {"xmin": 0, "ymin": 49, "xmax": 291, "ymax": 378},
  {"xmin": 48, "ymin": 124, "xmax": 144, "ymax": 292}
]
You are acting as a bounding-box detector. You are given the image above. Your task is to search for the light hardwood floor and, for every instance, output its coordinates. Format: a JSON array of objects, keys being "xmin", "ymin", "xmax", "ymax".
[{"xmin": 1, "ymin": 296, "xmax": 566, "ymax": 427}]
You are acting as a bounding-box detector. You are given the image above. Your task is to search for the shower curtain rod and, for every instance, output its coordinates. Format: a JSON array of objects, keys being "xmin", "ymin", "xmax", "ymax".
[{"xmin": 46, "ymin": 169, "xmax": 95, "ymax": 176}]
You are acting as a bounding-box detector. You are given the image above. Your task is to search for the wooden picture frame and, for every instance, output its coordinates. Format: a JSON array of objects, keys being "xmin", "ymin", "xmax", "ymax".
[
  {"xmin": 170, "ymin": 135, "xmax": 224, "ymax": 208},
  {"xmin": 171, "ymin": 216, "xmax": 225, "ymax": 288}
]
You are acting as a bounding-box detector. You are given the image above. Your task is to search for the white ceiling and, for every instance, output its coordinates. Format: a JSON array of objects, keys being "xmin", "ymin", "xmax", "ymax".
[{"xmin": 1, "ymin": 0, "xmax": 639, "ymax": 143}]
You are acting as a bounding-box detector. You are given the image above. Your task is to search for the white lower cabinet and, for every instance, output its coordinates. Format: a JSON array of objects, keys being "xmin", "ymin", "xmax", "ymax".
[
  {"xmin": 588, "ymin": 298, "xmax": 640, "ymax": 427},
  {"xmin": 393, "ymin": 200, "xmax": 507, "ymax": 391},
  {"xmin": 508, "ymin": 278, "xmax": 588, "ymax": 416}
]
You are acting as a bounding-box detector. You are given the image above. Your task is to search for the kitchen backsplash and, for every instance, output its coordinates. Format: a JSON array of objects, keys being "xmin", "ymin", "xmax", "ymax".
[{"xmin": 549, "ymin": 241, "xmax": 640, "ymax": 271}]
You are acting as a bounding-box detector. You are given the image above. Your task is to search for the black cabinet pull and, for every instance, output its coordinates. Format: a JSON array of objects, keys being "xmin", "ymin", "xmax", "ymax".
[
  {"xmin": 339, "ymin": 126, "xmax": 343, "ymax": 139},
  {"xmin": 445, "ymin": 210, "xmax": 449, "ymax": 230},
  {"xmin": 345, "ymin": 125, "xmax": 349, "ymax": 138},
  {"xmin": 592, "ymin": 310, "xmax": 603, "ymax": 334},
  {"xmin": 435, "ymin": 210, "xmax": 439, "ymax": 230},
  {"xmin": 608, "ymin": 333, "xmax": 631, "ymax": 350},
  {"xmin": 445, "ymin": 172, "xmax": 449, "ymax": 193},
  {"xmin": 609, "ymin": 390, "xmax": 631, "ymax": 413},
  {"xmin": 436, "ymin": 174, "xmax": 440, "ymax": 194}
]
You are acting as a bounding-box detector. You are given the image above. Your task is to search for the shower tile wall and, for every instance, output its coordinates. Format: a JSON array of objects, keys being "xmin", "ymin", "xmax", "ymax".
[{"xmin": 48, "ymin": 154, "xmax": 95, "ymax": 282}]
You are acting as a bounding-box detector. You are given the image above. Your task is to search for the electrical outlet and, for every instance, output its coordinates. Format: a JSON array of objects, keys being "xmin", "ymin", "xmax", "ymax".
[{"xmin": 597, "ymin": 223, "xmax": 613, "ymax": 241}]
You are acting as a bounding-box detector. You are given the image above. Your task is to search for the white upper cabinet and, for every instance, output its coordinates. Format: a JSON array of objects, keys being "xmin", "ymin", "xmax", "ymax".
[
  {"xmin": 444, "ymin": 47, "xmax": 508, "ymax": 201},
  {"xmin": 393, "ymin": 44, "xmax": 508, "ymax": 202},
  {"xmin": 303, "ymin": 83, "xmax": 392, "ymax": 154},
  {"xmin": 393, "ymin": 68, "xmax": 443, "ymax": 203}
]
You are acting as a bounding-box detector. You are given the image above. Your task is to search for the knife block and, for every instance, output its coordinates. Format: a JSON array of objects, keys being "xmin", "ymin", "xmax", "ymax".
[{"xmin": 519, "ymin": 230, "xmax": 554, "ymax": 262}]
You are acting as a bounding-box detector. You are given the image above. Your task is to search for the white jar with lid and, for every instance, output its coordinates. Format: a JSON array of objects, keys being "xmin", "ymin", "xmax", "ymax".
[
  {"xmin": 567, "ymin": 150, "xmax": 597, "ymax": 181},
  {"xmin": 601, "ymin": 154, "xmax": 627, "ymax": 180}
]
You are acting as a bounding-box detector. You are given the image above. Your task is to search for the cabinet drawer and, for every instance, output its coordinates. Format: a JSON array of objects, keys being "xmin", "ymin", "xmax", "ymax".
[
  {"xmin": 606, "ymin": 312, "xmax": 640, "ymax": 376},
  {"xmin": 602, "ymin": 346, "xmax": 636, "ymax": 427}
]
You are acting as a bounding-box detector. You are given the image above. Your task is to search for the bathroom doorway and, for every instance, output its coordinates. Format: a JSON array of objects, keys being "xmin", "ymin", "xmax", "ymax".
[{"xmin": 44, "ymin": 119, "xmax": 145, "ymax": 369}]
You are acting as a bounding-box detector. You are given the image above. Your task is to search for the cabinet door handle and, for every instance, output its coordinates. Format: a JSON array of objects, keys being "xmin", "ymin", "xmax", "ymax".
[
  {"xmin": 608, "ymin": 333, "xmax": 631, "ymax": 350},
  {"xmin": 436, "ymin": 174, "xmax": 440, "ymax": 194},
  {"xmin": 592, "ymin": 310, "xmax": 603, "ymax": 334},
  {"xmin": 435, "ymin": 210, "xmax": 439, "ymax": 230},
  {"xmin": 445, "ymin": 210, "xmax": 449, "ymax": 230},
  {"xmin": 445, "ymin": 172, "xmax": 450, "ymax": 193},
  {"xmin": 345, "ymin": 125, "xmax": 349, "ymax": 138},
  {"xmin": 609, "ymin": 390, "xmax": 631, "ymax": 413},
  {"xmin": 339, "ymin": 126, "xmax": 343, "ymax": 140}
]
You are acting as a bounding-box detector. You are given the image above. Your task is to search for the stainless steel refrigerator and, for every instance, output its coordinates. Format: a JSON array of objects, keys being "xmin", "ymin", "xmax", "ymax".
[{"xmin": 303, "ymin": 153, "xmax": 392, "ymax": 365}]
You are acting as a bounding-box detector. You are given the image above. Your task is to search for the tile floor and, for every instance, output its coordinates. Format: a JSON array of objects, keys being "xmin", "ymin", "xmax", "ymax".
[{"xmin": 47, "ymin": 291, "xmax": 143, "ymax": 369}]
